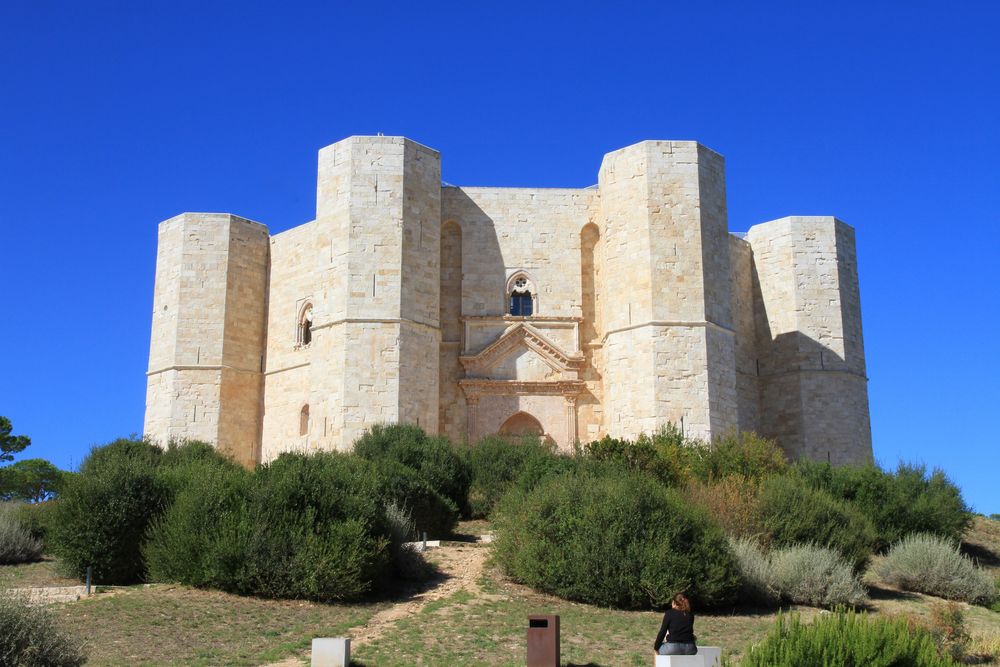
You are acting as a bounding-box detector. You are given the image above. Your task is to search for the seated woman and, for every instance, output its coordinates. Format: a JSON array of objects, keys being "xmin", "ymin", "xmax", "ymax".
[{"xmin": 653, "ymin": 593, "xmax": 697, "ymax": 656}]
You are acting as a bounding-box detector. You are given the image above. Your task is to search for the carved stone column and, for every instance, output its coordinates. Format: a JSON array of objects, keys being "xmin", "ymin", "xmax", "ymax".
[
  {"xmin": 465, "ymin": 395, "xmax": 479, "ymax": 443},
  {"xmin": 564, "ymin": 394, "xmax": 579, "ymax": 446}
]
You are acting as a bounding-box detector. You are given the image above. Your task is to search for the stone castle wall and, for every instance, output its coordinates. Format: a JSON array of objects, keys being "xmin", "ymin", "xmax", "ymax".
[{"xmin": 144, "ymin": 136, "xmax": 873, "ymax": 467}]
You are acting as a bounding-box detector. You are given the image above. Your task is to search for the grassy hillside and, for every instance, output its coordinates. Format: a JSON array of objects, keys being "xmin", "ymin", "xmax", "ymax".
[{"xmin": 3, "ymin": 517, "xmax": 997, "ymax": 666}]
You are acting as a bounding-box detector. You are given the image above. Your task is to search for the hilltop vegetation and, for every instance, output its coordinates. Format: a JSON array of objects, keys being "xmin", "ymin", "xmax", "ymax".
[{"xmin": 2, "ymin": 423, "xmax": 998, "ymax": 665}]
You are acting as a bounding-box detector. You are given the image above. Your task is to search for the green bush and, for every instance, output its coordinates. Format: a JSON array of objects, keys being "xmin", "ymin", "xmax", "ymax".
[
  {"xmin": 370, "ymin": 458, "xmax": 458, "ymax": 537},
  {"xmin": 741, "ymin": 610, "xmax": 955, "ymax": 667},
  {"xmin": 758, "ymin": 474, "xmax": 877, "ymax": 570},
  {"xmin": 48, "ymin": 438, "xmax": 167, "ymax": 583},
  {"xmin": 143, "ymin": 462, "xmax": 251, "ymax": 590},
  {"xmin": 875, "ymin": 533, "xmax": 997, "ymax": 605},
  {"xmin": 239, "ymin": 452, "xmax": 394, "ymax": 601},
  {"xmin": 15, "ymin": 500, "xmax": 54, "ymax": 547},
  {"xmin": 510, "ymin": 451, "xmax": 579, "ymax": 495},
  {"xmin": 582, "ymin": 424, "xmax": 693, "ymax": 487},
  {"xmin": 730, "ymin": 538, "xmax": 867, "ymax": 608},
  {"xmin": 146, "ymin": 452, "xmax": 396, "ymax": 602},
  {"xmin": 354, "ymin": 424, "xmax": 471, "ymax": 518},
  {"xmin": 464, "ymin": 435, "xmax": 555, "ymax": 518},
  {"xmin": 687, "ymin": 430, "xmax": 788, "ymax": 483},
  {"xmin": 797, "ymin": 461, "xmax": 972, "ymax": 550},
  {"xmin": 0, "ymin": 588, "xmax": 86, "ymax": 666},
  {"xmin": 0, "ymin": 501, "xmax": 43, "ymax": 565},
  {"xmin": 493, "ymin": 466, "xmax": 740, "ymax": 609}
]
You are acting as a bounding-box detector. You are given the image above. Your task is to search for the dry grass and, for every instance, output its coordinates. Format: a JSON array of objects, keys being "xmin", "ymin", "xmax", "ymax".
[
  {"xmin": 0, "ymin": 556, "xmax": 81, "ymax": 588},
  {"xmin": 49, "ymin": 585, "xmax": 385, "ymax": 666},
  {"xmin": 964, "ymin": 516, "xmax": 1000, "ymax": 576},
  {"xmin": 351, "ymin": 553, "xmax": 822, "ymax": 667}
]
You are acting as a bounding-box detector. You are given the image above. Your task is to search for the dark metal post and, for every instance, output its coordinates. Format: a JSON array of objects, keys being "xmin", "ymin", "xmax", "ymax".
[
  {"xmin": 527, "ymin": 615, "xmax": 559, "ymax": 667},
  {"xmin": 85, "ymin": 566, "xmax": 92, "ymax": 596}
]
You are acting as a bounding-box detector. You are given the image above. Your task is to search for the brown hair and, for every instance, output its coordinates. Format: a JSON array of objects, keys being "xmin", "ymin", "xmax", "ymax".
[{"xmin": 672, "ymin": 593, "xmax": 691, "ymax": 613}]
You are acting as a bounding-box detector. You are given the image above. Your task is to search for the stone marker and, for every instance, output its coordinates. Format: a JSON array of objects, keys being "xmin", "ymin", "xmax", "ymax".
[
  {"xmin": 654, "ymin": 646, "xmax": 721, "ymax": 667},
  {"xmin": 311, "ymin": 637, "xmax": 350, "ymax": 667}
]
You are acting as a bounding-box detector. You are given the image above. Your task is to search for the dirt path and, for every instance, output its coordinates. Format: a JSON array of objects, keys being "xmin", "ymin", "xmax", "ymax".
[
  {"xmin": 349, "ymin": 541, "xmax": 489, "ymax": 646},
  {"xmin": 265, "ymin": 541, "xmax": 490, "ymax": 666}
]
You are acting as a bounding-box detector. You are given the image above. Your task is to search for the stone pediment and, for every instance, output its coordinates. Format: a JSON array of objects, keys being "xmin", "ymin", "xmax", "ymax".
[{"xmin": 459, "ymin": 322, "xmax": 584, "ymax": 379}]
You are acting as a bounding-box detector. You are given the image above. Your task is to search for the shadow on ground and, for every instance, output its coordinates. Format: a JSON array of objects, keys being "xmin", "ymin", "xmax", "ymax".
[
  {"xmin": 866, "ymin": 583, "xmax": 924, "ymax": 603},
  {"xmin": 963, "ymin": 541, "xmax": 1000, "ymax": 569}
]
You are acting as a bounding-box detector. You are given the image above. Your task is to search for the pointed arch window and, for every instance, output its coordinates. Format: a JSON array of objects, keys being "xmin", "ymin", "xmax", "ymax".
[
  {"xmin": 507, "ymin": 274, "xmax": 537, "ymax": 317},
  {"xmin": 297, "ymin": 303, "xmax": 313, "ymax": 347},
  {"xmin": 299, "ymin": 404, "xmax": 310, "ymax": 436}
]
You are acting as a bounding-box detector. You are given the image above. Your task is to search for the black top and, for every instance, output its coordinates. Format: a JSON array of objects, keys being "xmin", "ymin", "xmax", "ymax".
[{"xmin": 654, "ymin": 608, "xmax": 695, "ymax": 650}]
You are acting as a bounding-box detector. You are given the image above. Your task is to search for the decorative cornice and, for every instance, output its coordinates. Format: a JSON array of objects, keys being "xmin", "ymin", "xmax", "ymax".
[
  {"xmin": 462, "ymin": 315, "xmax": 581, "ymax": 324},
  {"xmin": 460, "ymin": 322, "xmax": 584, "ymax": 375},
  {"xmin": 459, "ymin": 378, "xmax": 585, "ymax": 397}
]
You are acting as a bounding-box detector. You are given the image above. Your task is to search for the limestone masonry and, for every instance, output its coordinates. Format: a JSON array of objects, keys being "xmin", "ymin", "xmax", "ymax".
[{"xmin": 144, "ymin": 136, "xmax": 873, "ymax": 467}]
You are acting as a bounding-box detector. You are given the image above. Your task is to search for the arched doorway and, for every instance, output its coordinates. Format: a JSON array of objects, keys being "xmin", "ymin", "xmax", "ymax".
[{"xmin": 498, "ymin": 411, "xmax": 544, "ymax": 438}]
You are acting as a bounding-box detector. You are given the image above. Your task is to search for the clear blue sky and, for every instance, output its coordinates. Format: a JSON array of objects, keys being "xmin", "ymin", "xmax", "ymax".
[{"xmin": 2, "ymin": 2, "xmax": 997, "ymax": 513}]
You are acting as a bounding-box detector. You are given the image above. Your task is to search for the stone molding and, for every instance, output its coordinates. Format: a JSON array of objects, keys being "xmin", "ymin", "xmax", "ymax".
[
  {"xmin": 459, "ymin": 322, "xmax": 584, "ymax": 376},
  {"xmin": 458, "ymin": 378, "xmax": 586, "ymax": 398},
  {"xmin": 602, "ymin": 319, "xmax": 736, "ymax": 342},
  {"xmin": 311, "ymin": 316, "xmax": 440, "ymax": 333},
  {"xmin": 147, "ymin": 364, "xmax": 261, "ymax": 377}
]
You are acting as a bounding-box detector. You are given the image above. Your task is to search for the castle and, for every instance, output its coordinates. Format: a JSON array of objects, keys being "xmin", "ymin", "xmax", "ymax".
[{"xmin": 143, "ymin": 136, "xmax": 873, "ymax": 467}]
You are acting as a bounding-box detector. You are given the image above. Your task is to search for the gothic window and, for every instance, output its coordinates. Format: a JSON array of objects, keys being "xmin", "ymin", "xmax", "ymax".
[
  {"xmin": 507, "ymin": 274, "xmax": 536, "ymax": 317},
  {"xmin": 299, "ymin": 404, "xmax": 310, "ymax": 436},
  {"xmin": 298, "ymin": 303, "xmax": 313, "ymax": 346}
]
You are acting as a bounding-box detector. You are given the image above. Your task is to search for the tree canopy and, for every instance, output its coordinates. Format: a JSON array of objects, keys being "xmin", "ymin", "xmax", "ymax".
[{"xmin": 1, "ymin": 416, "xmax": 31, "ymax": 464}]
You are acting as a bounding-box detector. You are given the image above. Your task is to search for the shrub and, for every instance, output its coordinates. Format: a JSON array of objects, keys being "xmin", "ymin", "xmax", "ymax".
[
  {"xmin": 728, "ymin": 537, "xmax": 778, "ymax": 606},
  {"xmin": 464, "ymin": 435, "xmax": 555, "ymax": 518},
  {"xmin": 354, "ymin": 424, "xmax": 471, "ymax": 518},
  {"xmin": 684, "ymin": 476, "xmax": 763, "ymax": 541},
  {"xmin": 143, "ymin": 462, "xmax": 252, "ymax": 590},
  {"xmin": 687, "ymin": 430, "xmax": 788, "ymax": 483},
  {"xmin": 0, "ymin": 588, "xmax": 86, "ymax": 666},
  {"xmin": 382, "ymin": 500, "xmax": 433, "ymax": 580},
  {"xmin": 371, "ymin": 458, "xmax": 458, "ymax": 537},
  {"xmin": 0, "ymin": 501, "xmax": 43, "ymax": 564},
  {"xmin": 510, "ymin": 451, "xmax": 578, "ymax": 495},
  {"xmin": 15, "ymin": 500, "xmax": 54, "ymax": 547},
  {"xmin": 927, "ymin": 602, "xmax": 971, "ymax": 662},
  {"xmin": 797, "ymin": 460, "xmax": 972, "ymax": 550},
  {"xmin": 240, "ymin": 452, "xmax": 394, "ymax": 601},
  {"xmin": 741, "ymin": 610, "xmax": 955, "ymax": 667},
  {"xmin": 493, "ymin": 467, "xmax": 740, "ymax": 609},
  {"xmin": 48, "ymin": 438, "xmax": 167, "ymax": 583},
  {"xmin": 768, "ymin": 543, "xmax": 868, "ymax": 607},
  {"xmin": 729, "ymin": 537, "xmax": 867, "ymax": 608},
  {"xmin": 758, "ymin": 474, "xmax": 877, "ymax": 570},
  {"xmin": 147, "ymin": 451, "xmax": 396, "ymax": 602},
  {"xmin": 876, "ymin": 533, "xmax": 997, "ymax": 605},
  {"xmin": 582, "ymin": 424, "xmax": 695, "ymax": 487}
]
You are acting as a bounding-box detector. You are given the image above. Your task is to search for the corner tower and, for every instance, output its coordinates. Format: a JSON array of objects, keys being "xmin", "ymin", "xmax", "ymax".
[
  {"xmin": 307, "ymin": 136, "xmax": 442, "ymax": 449},
  {"xmin": 747, "ymin": 216, "xmax": 872, "ymax": 464},
  {"xmin": 597, "ymin": 141, "xmax": 738, "ymax": 440},
  {"xmin": 144, "ymin": 213, "xmax": 269, "ymax": 466}
]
